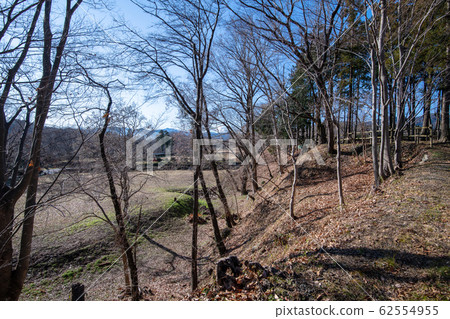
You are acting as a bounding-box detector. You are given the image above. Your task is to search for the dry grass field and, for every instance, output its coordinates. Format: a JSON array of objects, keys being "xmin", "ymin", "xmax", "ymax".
[{"xmin": 17, "ymin": 169, "xmax": 237, "ymax": 300}]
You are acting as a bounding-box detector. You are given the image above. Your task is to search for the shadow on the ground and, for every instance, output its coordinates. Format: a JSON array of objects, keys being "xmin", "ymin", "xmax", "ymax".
[
  {"xmin": 142, "ymin": 233, "xmax": 212, "ymax": 261},
  {"xmin": 142, "ymin": 234, "xmax": 192, "ymax": 261},
  {"xmin": 287, "ymin": 247, "xmax": 450, "ymax": 284},
  {"xmin": 312, "ymin": 247, "xmax": 449, "ymax": 268}
]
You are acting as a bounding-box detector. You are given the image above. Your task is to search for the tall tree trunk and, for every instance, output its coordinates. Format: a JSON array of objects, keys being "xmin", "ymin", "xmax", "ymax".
[
  {"xmin": 436, "ymin": 90, "xmax": 441, "ymax": 137},
  {"xmin": 316, "ymin": 75, "xmax": 335, "ymax": 153},
  {"xmin": 120, "ymin": 249, "xmax": 131, "ymax": 295},
  {"xmin": 394, "ymin": 7, "xmax": 406, "ymax": 171},
  {"xmin": 411, "ymin": 79, "xmax": 416, "ymax": 136},
  {"xmin": 240, "ymin": 166, "xmax": 248, "ymax": 195},
  {"xmin": 335, "ymin": 124, "xmax": 344, "ymax": 207},
  {"xmin": 271, "ymin": 104, "xmax": 284, "ymax": 175},
  {"xmin": 317, "ymin": 76, "xmax": 344, "ymax": 207},
  {"xmin": 377, "ymin": 83, "xmax": 381, "ymax": 128},
  {"xmin": 319, "ymin": 122, "xmax": 327, "ymax": 145},
  {"xmin": 191, "ymin": 86, "xmax": 203, "ymax": 291},
  {"xmin": 249, "ymin": 102, "xmax": 259, "ymax": 193},
  {"xmin": 289, "ymin": 149, "xmax": 298, "ymax": 219},
  {"xmin": 315, "ymin": 100, "xmax": 327, "ymax": 144},
  {"xmin": 348, "ymin": 65, "xmax": 353, "ymax": 140},
  {"xmin": 202, "ymin": 101, "xmax": 235, "ymax": 227},
  {"xmin": 389, "ymin": 81, "xmax": 396, "ymax": 139},
  {"xmin": 191, "ymin": 152, "xmax": 200, "ymax": 292},
  {"xmin": 354, "ymin": 78, "xmax": 360, "ymax": 140},
  {"xmin": 421, "ymin": 74, "xmax": 432, "ymax": 136},
  {"xmin": 314, "ymin": 104, "xmax": 319, "ymax": 143},
  {"xmin": 442, "ymin": 85, "xmax": 450, "ymax": 141},
  {"xmin": 379, "ymin": 78, "xmax": 394, "ymax": 177},
  {"xmin": 442, "ymin": 89, "xmax": 450, "ymax": 141},
  {"xmin": 394, "ymin": 78, "xmax": 405, "ymax": 169},
  {"xmin": 251, "ymin": 158, "xmax": 258, "ymax": 193},
  {"xmin": 98, "ymin": 88, "xmax": 139, "ymax": 301},
  {"xmin": 325, "ymin": 107, "xmax": 335, "ymax": 154},
  {"xmin": 343, "ymin": 102, "xmax": 347, "ymax": 140},
  {"xmin": 370, "ymin": 48, "xmax": 380, "ymax": 189},
  {"xmin": 378, "ymin": 0, "xmax": 395, "ymax": 178},
  {"xmin": 8, "ymin": 167, "xmax": 39, "ymax": 300},
  {"xmin": 441, "ymin": 2, "xmax": 450, "ymax": 142},
  {"xmin": 329, "ymin": 79, "xmax": 344, "ymax": 208},
  {"xmin": 210, "ymin": 159, "xmax": 235, "ymax": 228},
  {"xmin": 198, "ymin": 170, "xmax": 226, "ymax": 255},
  {"xmin": 0, "ymin": 204, "xmax": 14, "ymax": 300}
]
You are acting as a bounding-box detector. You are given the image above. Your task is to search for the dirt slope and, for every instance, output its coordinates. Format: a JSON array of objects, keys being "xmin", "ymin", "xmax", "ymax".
[{"xmin": 195, "ymin": 143, "xmax": 449, "ymax": 300}]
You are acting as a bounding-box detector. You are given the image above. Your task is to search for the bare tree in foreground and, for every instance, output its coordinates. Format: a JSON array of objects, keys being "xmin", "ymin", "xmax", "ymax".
[
  {"xmin": 0, "ymin": 0, "xmax": 83, "ymax": 300},
  {"xmin": 127, "ymin": 0, "xmax": 222, "ymax": 290},
  {"xmin": 79, "ymin": 70, "xmax": 141, "ymax": 300}
]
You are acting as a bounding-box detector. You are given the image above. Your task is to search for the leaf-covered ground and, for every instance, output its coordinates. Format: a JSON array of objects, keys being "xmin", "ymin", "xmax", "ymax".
[{"xmin": 193, "ymin": 142, "xmax": 449, "ymax": 301}]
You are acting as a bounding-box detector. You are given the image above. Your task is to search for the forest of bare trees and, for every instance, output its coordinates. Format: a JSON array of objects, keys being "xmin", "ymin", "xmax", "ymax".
[{"xmin": 0, "ymin": 0, "xmax": 448, "ymax": 302}]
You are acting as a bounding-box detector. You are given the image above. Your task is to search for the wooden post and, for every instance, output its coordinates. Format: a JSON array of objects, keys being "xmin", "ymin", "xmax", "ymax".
[{"xmin": 71, "ymin": 283, "xmax": 85, "ymax": 301}]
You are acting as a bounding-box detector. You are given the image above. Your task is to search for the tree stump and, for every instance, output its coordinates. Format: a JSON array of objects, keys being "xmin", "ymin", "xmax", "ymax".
[
  {"xmin": 216, "ymin": 256, "xmax": 242, "ymax": 290},
  {"xmin": 71, "ymin": 283, "xmax": 85, "ymax": 301}
]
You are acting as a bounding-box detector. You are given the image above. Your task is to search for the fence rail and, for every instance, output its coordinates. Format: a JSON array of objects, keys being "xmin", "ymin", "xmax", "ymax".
[{"xmin": 340, "ymin": 126, "xmax": 433, "ymax": 147}]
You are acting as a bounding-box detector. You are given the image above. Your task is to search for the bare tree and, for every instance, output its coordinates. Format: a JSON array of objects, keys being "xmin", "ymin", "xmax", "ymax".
[
  {"xmin": 440, "ymin": 0, "xmax": 449, "ymax": 142},
  {"xmin": 364, "ymin": 0, "xmax": 443, "ymax": 180},
  {"xmin": 229, "ymin": 0, "xmax": 345, "ymax": 207},
  {"xmin": 201, "ymin": 99, "xmax": 235, "ymax": 228},
  {"xmin": 0, "ymin": 0, "xmax": 83, "ymax": 300},
  {"xmin": 80, "ymin": 70, "xmax": 141, "ymax": 300},
  {"xmin": 229, "ymin": 0, "xmax": 342, "ymax": 154},
  {"xmin": 125, "ymin": 0, "xmax": 221, "ymax": 291},
  {"xmin": 212, "ymin": 21, "xmax": 264, "ymax": 195},
  {"xmin": 390, "ymin": 0, "xmax": 442, "ymax": 169},
  {"xmin": 376, "ymin": 0, "xmax": 397, "ymax": 178},
  {"xmin": 278, "ymin": 99, "xmax": 301, "ymax": 219}
]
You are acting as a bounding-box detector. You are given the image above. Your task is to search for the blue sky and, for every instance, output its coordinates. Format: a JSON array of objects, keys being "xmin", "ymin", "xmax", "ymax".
[{"xmin": 82, "ymin": 0, "xmax": 180, "ymax": 130}]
